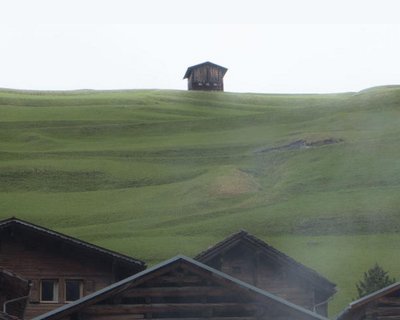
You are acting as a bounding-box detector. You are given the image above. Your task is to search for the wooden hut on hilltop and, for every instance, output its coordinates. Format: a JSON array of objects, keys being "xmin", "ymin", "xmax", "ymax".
[{"xmin": 183, "ymin": 61, "xmax": 228, "ymax": 91}]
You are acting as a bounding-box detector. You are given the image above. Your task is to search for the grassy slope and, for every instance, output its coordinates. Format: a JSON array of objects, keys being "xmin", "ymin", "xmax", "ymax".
[{"xmin": 1, "ymin": 87, "xmax": 400, "ymax": 316}]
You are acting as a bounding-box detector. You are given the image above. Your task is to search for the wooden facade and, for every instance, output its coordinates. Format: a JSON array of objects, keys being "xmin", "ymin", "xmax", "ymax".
[
  {"xmin": 337, "ymin": 282, "xmax": 400, "ymax": 320},
  {"xmin": 0, "ymin": 269, "xmax": 30, "ymax": 319},
  {"xmin": 183, "ymin": 62, "xmax": 228, "ymax": 91},
  {"xmin": 0, "ymin": 218, "xmax": 145, "ymax": 319},
  {"xmin": 195, "ymin": 231, "xmax": 336, "ymax": 317},
  {"xmin": 34, "ymin": 255, "xmax": 329, "ymax": 320}
]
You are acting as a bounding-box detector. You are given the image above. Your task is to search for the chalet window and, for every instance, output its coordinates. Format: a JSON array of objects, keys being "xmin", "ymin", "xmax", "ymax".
[
  {"xmin": 40, "ymin": 279, "xmax": 58, "ymax": 302},
  {"xmin": 65, "ymin": 280, "xmax": 83, "ymax": 302}
]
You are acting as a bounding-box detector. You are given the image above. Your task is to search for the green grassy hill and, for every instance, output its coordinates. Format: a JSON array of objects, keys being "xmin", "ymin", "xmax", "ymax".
[{"xmin": 1, "ymin": 87, "xmax": 400, "ymax": 316}]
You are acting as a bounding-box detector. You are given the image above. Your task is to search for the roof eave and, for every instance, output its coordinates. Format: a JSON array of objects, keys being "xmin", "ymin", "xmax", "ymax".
[
  {"xmin": 183, "ymin": 61, "xmax": 228, "ymax": 80},
  {"xmin": 0, "ymin": 218, "xmax": 146, "ymax": 269}
]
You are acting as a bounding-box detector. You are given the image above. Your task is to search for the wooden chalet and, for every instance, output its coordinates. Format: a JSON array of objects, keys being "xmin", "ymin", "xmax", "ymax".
[
  {"xmin": 0, "ymin": 269, "xmax": 30, "ymax": 319},
  {"xmin": 33, "ymin": 255, "xmax": 329, "ymax": 320},
  {"xmin": 183, "ymin": 61, "xmax": 228, "ymax": 91},
  {"xmin": 0, "ymin": 217, "xmax": 145, "ymax": 319},
  {"xmin": 195, "ymin": 231, "xmax": 336, "ymax": 317},
  {"xmin": 337, "ymin": 282, "xmax": 400, "ymax": 320}
]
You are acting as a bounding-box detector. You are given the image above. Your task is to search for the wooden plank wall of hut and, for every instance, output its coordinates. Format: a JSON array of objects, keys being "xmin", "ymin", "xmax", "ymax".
[
  {"xmin": 63, "ymin": 264, "xmax": 287, "ymax": 320},
  {"xmin": 363, "ymin": 296, "xmax": 400, "ymax": 319},
  {"xmin": 189, "ymin": 66, "xmax": 224, "ymax": 91},
  {"xmin": 0, "ymin": 233, "xmax": 115, "ymax": 319},
  {"xmin": 205, "ymin": 248, "xmax": 317, "ymax": 313}
]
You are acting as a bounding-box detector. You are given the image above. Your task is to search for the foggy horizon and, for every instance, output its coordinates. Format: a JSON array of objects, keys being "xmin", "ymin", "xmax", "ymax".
[{"xmin": 1, "ymin": 1, "xmax": 400, "ymax": 94}]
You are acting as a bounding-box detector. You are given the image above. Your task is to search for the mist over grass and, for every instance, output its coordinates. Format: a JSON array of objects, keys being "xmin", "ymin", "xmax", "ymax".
[{"xmin": 1, "ymin": 87, "xmax": 400, "ymax": 316}]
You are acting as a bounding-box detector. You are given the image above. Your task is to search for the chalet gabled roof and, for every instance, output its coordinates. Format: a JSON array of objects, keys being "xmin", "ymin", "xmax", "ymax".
[
  {"xmin": 336, "ymin": 281, "xmax": 400, "ymax": 320},
  {"xmin": 0, "ymin": 313, "xmax": 20, "ymax": 320},
  {"xmin": 0, "ymin": 268, "xmax": 30, "ymax": 295},
  {"xmin": 183, "ymin": 61, "xmax": 228, "ymax": 79},
  {"xmin": 33, "ymin": 255, "xmax": 329, "ymax": 320},
  {"xmin": 0, "ymin": 217, "xmax": 145, "ymax": 270},
  {"xmin": 0, "ymin": 268, "xmax": 30, "ymax": 319},
  {"xmin": 195, "ymin": 230, "xmax": 336, "ymax": 296}
]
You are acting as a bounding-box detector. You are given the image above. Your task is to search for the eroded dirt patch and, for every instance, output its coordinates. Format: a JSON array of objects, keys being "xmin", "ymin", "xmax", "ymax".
[{"xmin": 254, "ymin": 138, "xmax": 343, "ymax": 154}]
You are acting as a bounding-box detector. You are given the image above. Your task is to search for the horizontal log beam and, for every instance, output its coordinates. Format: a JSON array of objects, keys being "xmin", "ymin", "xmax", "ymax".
[
  {"xmin": 374, "ymin": 307, "xmax": 400, "ymax": 315},
  {"xmin": 146, "ymin": 275, "xmax": 204, "ymax": 284},
  {"xmin": 89, "ymin": 317, "xmax": 257, "ymax": 320},
  {"xmin": 378, "ymin": 297, "xmax": 400, "ymax": 306},
  {"xmin": 123, "ymin": 286, "xmax": 232, "ymax": 298},
  {"xmin": 141, "ymin": 318, "xmax": 258, "ymax": 320},
  {"xmin": 84, "ymin": 302, "xmax": 262, "ymax": 315}
]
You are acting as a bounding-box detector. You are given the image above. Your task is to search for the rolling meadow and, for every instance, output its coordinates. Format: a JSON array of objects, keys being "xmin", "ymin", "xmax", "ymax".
[{"xmin": 1, "ymin": 87, "xmax": 400, "ymax": 316}]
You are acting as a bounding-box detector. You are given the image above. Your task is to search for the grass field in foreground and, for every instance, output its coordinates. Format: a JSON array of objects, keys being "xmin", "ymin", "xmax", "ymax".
[{"xmin": 1, "ymin": 87, "xmax": 400, "ymax": 316}]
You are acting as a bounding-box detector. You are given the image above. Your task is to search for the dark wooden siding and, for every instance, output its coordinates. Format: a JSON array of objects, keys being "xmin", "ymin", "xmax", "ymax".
[
  {"xmin": 0, "ymin": 230, "xmax": 132, "ymax": 319},
  {"xmin": 340, "ymin": 294, "xmax": 400, "ymax": 320},
  {"xmin": 364, "ymin": 296, "xmax": 400, "ymax": 319},
  {"xmin": 188, "ymin": 65, "xmax": 225, "ymax": 91},
  {"xmin": 50, "ymin": 258, "xmax": 325, "ymax": 320},
  {"xmin": 204, "ymin": 243, "xmax": 318, "ymax": 314}
]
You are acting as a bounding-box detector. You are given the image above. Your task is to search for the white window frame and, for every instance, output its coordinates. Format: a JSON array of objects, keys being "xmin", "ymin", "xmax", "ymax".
[
  {"xmin": 64, "ymin": 279, "xmax": 83, "ymax": 303},
  {"xmin": 40, "ymin": 279, "xmax": 59, "ymax": 303}
]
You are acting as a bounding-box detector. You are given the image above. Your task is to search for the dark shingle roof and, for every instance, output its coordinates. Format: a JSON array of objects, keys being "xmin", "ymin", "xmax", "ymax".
[
  {"xmin": 183, "ymin": 61, "xmax": 228, "ymax": 79},
  {"xmin": 0, "ymin": 217, "xmax": 145, "ymax": 269},
  {"xmin": 0, "ymin": 313, "xmax": 21, "ymax": 320},
  {"xmin": 0, "ymin": 268, "xmax": 29, "ymax": 287},
  {"xmin": 33, "ymin": 255, "xmax": 329, "ymax": 320},
  {"xmin": 195, "ymin": 230, "xmax": 336, "ymax": 296},
  {"xmin": 0, "ymin": 269, "xmax": 30, "ymax": 319}
]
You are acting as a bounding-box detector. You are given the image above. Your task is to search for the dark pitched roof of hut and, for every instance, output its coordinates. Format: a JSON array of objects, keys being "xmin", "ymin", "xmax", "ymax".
[
  {"xmin": 0, "ymin": 217, "xmax": 145, "ymax": 269},
  {"xmin": 33, "ymin": 255, "xmax": 329, "ymax": 320},
  {"xmin": 195, "ymin": 230, "xmax": 336, "ymax": 296},
  {"xmin": 0, "ymin": 313, "xmax": 20, "ymax": 320},
  {"xmin": 0, "ymin": 268, "xmax": 30, "ymax": 295},
  {"xmin": 0, "ymin": 268, "xmax": 30, "ymax": 319},
  {"xmin": 183, "ymin": 61, "xmax": 228, "ymax": 79},
  {"xmin": 337, "ymin": 281, "xmax": 400, "ymax": 320}
]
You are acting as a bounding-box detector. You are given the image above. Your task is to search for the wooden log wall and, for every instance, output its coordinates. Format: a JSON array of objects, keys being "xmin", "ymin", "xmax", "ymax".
[
  {"xmin": 363, "ymin": 296, "xmax": 400, "ymax": 319},
  {"xmin": 188, "ymin": 65, "xmax": 224, "ymax": 91},
  {"xmin": 0, "ymin": 230, "xmax": 119, "ymax": 319},
  {"xmin": 205, "ymin": 245, "xmax": 318, "ymax": 314},
  {"xmin": 61, "ymin": 265, "xmax": 277, "ymax": 320}
]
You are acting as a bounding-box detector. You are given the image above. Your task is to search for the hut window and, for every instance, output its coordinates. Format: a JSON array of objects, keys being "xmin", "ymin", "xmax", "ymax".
[
  {"xmin": 65, "ymin": 279, "xmax": 83, "ymax": 302},
  {"xmin": 40, "ymin": 279, "xmax": 59, "ymax": 302}
]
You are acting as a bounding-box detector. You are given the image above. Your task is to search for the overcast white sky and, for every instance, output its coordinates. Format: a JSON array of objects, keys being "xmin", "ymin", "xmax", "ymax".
[{"xmin": 1, "ymin": 0, "xmax": 400, "ymax": 93}]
